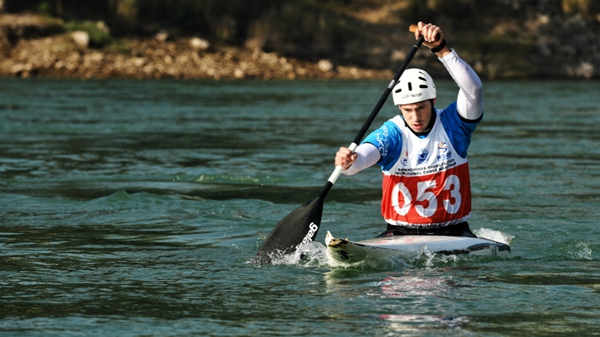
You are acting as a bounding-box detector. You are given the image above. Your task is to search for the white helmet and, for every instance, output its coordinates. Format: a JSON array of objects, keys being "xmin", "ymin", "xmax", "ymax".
[{"xmin": 392, "ymin": 68, "xmax": 436, "ymax": 105}]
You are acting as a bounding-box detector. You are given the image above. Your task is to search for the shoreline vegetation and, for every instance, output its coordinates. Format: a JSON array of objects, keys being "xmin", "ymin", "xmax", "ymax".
[{"xmin": 1, "ymin": 0, "xmax": 599, "ymax": 80}]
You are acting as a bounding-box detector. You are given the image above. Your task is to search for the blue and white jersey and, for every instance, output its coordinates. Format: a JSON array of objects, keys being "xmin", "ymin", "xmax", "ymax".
[{"xmin": 363, "ymin": 102, "xmax": 481, "ymax": 172}]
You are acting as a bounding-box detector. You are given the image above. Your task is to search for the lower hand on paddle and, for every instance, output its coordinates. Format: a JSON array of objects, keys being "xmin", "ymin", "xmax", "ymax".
[{"xmin": 335, "ymin": 147, "xmax": 357, "ymax": 171}]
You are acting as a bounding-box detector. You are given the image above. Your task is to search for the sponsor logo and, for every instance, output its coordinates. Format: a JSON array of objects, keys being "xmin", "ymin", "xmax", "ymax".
[
  {"xmin": 301, "ymin": 222, "xmax": 319, "ymax": 244},
  {"xmin": 417, "ymin": 148, "xmax": 429, "ymax": 165},
  {"xmin": 437, "ymin": 141, "xmax": 448, "ymax": 153},
  {"xmin": 400, "ymin": 150, "xmax": 409, "ymax": 166},
  {"xmin": 375, "ymin": 126, "xmax": 390, "ymax": 157},
  {"xmin": 401, "ymin": 92, "xmax": 423, "ymax": 100},
  {"xmin": 436, "ymin": 141, "xmax": 452, "ymax": 160}
]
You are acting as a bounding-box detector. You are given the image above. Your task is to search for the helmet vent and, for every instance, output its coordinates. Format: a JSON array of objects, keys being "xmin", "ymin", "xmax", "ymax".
[
  {"xmin": 408, "ymin": 82, "xmax": 413, "ymax": 91},
  {"xmin": 419, "ymin": 85, "xmax": 428, "ymax": 88}
]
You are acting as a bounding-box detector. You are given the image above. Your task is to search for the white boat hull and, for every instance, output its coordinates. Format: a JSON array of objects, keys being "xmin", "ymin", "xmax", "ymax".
[{"xmin": 325, "ymin": 231, "xmax": 511, "ymax": 264}]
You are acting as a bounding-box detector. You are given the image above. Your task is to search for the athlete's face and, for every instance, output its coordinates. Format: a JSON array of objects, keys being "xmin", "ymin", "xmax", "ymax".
[{"xmin": 399, "ymin": 99, "xmax": 436, "ymax": 133}]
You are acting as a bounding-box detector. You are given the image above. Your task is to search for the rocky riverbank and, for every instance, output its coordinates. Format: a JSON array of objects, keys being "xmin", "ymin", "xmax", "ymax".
[
  {"xmin": 0, "ymin": 10, "xmax": 599, "ymax": 81},
  {"xmin": 0, "ymin": 13, "xmax": 392, "ymax": 80}
]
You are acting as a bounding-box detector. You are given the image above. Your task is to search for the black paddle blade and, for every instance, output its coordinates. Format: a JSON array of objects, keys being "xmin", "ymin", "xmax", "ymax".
[{"xmin": 253, "ymin": 196, "xmax": 324, "ymax": 265}]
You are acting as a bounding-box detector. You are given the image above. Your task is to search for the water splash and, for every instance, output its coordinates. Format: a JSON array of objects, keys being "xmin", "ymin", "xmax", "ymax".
[
  {"xmin": 252, "ymin": 241, "xmax": 330, "ymax": 267},
  {"xmin": 566, "ymin": 240, "xmax": 593, "ymax": 260},
  {"xmin": 474, "ymin": 227, "xmax": 514, "ymax": 245},
  {"xmin": 414, "ymin": 246, "xmax": 459, "ymax": 268}
]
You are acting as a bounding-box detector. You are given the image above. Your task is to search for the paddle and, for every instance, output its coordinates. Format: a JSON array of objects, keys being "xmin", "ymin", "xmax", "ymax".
[{"xmin": 254, "ymin": 25, "xmax": 427, "ymax": 265}]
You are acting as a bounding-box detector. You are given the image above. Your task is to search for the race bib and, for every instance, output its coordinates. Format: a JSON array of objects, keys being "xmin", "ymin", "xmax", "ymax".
[{"xmin": 381, "ymin": 163, "xmax": 471, "ymax": 227}]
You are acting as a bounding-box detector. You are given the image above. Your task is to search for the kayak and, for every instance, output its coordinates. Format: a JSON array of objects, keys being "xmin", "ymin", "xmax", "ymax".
[{"xmin": 325, "ymin": 231, "xmax": 510, "ymax": 264}]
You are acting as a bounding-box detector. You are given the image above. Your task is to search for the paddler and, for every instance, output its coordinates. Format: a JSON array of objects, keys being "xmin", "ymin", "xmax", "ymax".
[{"xmin": 335, "ymin": 21, "xmax": 483, "ymax": 237}]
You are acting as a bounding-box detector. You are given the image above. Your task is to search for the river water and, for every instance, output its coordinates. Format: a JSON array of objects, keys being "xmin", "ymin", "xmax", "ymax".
[{"xmin": 1, "ymin": 77, "xmax": 600, "ymax": 336}]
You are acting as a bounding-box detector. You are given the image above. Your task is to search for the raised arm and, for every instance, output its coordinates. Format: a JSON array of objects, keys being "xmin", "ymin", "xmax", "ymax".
[{"xmin": 415, "ymin": 22, "xmax": 483, "ymax": 120}]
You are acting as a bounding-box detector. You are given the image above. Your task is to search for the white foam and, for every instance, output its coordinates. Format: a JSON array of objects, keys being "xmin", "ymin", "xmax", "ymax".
[
  {"xmin": 474, "ymin": 227, "xmax": 514, "ymax": 245},
  {"xmin": 568, "ymin": 241, "xmax": 593, "ymax": 260}
]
